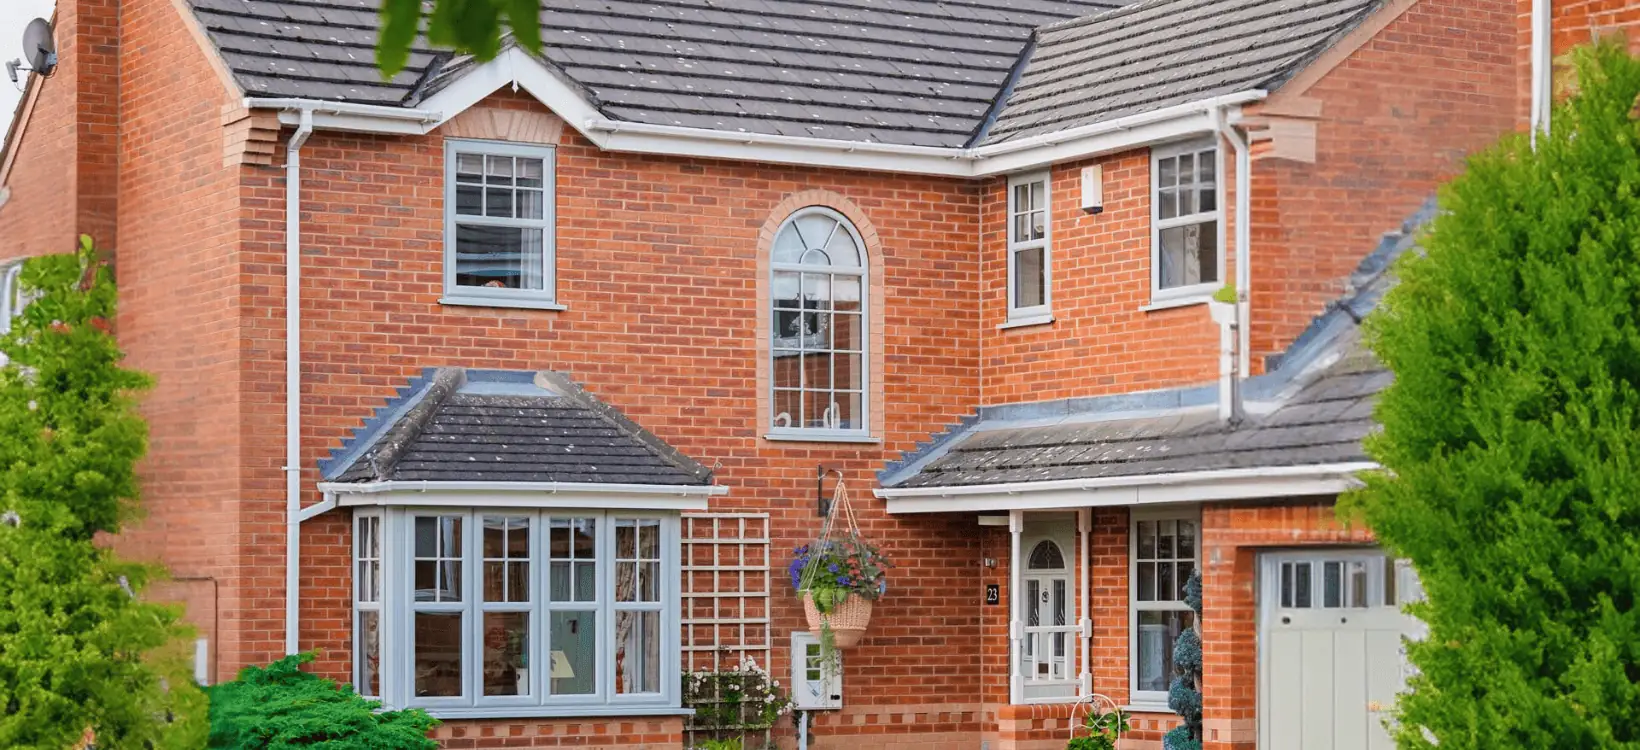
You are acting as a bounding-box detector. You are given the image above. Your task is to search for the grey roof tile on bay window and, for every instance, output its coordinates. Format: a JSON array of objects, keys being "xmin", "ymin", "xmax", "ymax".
[
  {"xmin": 326, "ymin": 368, "xmax": 714, "ymax": 486},
  {"xmin": 185, "ymin": 0, "xmax": 1123, "ymax": 148},
  {"xmin": 983, "ymin": 0, "xmax": 1385, "ymax": 144}
]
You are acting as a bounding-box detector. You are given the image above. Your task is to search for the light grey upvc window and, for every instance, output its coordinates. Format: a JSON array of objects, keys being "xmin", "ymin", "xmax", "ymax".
[
  {"xmin": 768, "ymin": 206, "xmax": 870, "ymax": 441},
  {"xmin": 1131, "ymin": 514, "xmax": 1199, "ymax": 705},
  {"xmin": 1151, "ymin": 140, "xmax": 1221, "ymax": 301},
  {"xmin": 354, "ymin": 513, "xmax": 383, "ymax": 698},
  {"xmin": 1006, "ymin": 173, "xmax": 1051, "ymax": 323},
  {"xmin": 443, "ymin": 140, "xmax": 558, "ymax": 309},
  {"xmin": 357, "ymin": 509, "xmax": 681, "ymax": 717}
]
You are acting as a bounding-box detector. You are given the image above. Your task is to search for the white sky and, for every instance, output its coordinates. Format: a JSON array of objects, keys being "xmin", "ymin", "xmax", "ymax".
[{"xmin": 0, "ymin": 0, "xmax": 60, "ymax": 144}]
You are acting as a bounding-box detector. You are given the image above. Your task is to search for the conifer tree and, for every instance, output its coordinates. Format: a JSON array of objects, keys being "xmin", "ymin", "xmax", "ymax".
[
  {"xmin": 1345, "ymin": 40, "xmax": 1640, "ymax": 749},
  {"xmin": 1163, "ymin": 570, "xmax": 1202, "ymax": 750},
  {"xmin": 0, "ymin": 237, "xmax": 206, "ymax": 748}
]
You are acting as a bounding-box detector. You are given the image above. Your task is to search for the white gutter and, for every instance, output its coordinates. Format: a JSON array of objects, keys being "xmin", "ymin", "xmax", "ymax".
[
  {"xmin": 876, "ymin": 463, "xmax": 1377, "ymax": 499},
  {"xmin": 283, "ymin": 106, "xmax": 314, "ymax": 657},
  {"xmin": 1529, "ymin": 0, "xmax": 1552, "ymax": 146},
  {"xmin": 1216, "ymin": 108, "xmax": 1254, "ymax": 380},
  {"xmin": 875, "ymin": 463, "xmax": 1377, "ymax": 514},
  {"xmin": 319, "ymin": 480, "xmax": 728, "ymax": 512},
  {"xmin": 246, "ymin": 97, "xmax": 441, "ymax": 136},
  {"xmin": 319, "ymin": 480, "xmax": 729, "ymax": 496},
  {"xmin": 246, "ymin": 90, "xmax": 1267, "ymax": 179}
]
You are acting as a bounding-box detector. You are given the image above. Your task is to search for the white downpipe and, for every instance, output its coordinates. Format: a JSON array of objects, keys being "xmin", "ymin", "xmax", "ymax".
[
  {"xmin": 284, "ymin": 107, "xmax": 314, "ymax": 657},
  {"xmin": 1209, "ymin": 301, "xmax": 1237, "ymax": 423},
  {"xmin": 1008, "ymin": 510, "xmax": 1024, "ymax": 705},
  {"xmin": 1530, "ymin": 0, "xmax": 1552, "ymax": 146},
  {"xmin": 1216, "ymin": 110, "xmax": 1253, "ymax": 381},
  {"xmin": 1077, "ymin": 509, "xmax": 1091, "ymax": 698}
]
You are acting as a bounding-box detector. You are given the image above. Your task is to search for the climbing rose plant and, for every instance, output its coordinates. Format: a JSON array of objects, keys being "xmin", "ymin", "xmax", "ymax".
[
  {"xmin": 0, "ymin": 236, "xmax": 207, "ymax": 748},
  {"xmin": 1343, "ymin": 40, "xmax": 1640, "ymax": 748}
]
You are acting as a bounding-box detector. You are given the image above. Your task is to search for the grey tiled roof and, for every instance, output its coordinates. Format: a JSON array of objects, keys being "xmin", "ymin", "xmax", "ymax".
[
  {"xmin": 326, "ymin": 368, "xmax": 713, "ymax": 486},
  {"xmin": 984, "ymin": 0, "xmax": 1384, "ymax": 144},
  {"xmin": 186, "ymin": 0, "xmax": 1123, "ymax": 148},
  {"xmin": 887, "ymin": 329, "xmax": 1385, "ymax": 488}
]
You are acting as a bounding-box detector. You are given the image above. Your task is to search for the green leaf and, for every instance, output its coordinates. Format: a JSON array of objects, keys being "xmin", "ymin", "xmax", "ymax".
[
  {"xmin": 506, "ymin": 0, "xmax": 543, "ymax": 56},
  {"xmin": 377, "ymin": 0, "xmax": 422, "ymax": 77}
]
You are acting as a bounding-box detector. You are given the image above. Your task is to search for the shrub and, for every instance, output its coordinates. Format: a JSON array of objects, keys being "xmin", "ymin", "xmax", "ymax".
[
  {"xmin": 207, "ymin": 653, "xmax": 438, "ymax": 748},
  {"xmin": 0, "ymin": 237, "xmax": 206, "ymax": 748},
  {"xmin": 1343, "ymin": 39, "xmax": 1640, "ymax": 748}
]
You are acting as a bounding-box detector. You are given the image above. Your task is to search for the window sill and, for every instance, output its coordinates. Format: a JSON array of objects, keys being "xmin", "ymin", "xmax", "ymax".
[
  {"xmin": 999, "ymin": 313, "xmax": 1055, "ymax": 330},
  {"xmin": 440, "ymin": 295, "xmax": 567, "ymax": 312},
  {"xmin": 1122, "ymin": 703, "xmax": 1174, "ymax": 715},
  {"xmin": 1139, "ymin": 294, "xmax": 1213, "ymax": 313},
  {"xmin": 764, "ymin": 430, "xmax": 881, "ymax": 444},
  {"xmin": 420, "ymin": 705, "xmax": 694, "ymax": 721}
]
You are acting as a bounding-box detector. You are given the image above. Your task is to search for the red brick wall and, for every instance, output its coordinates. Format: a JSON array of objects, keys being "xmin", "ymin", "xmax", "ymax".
[
  {"xmin": 432, "ymin": 717, "xmax": 684, "ymax": 748},
  {"xmin": 1250, "ymin": 0, "xmax": 1517, "ymax": 366},
  {"xmin": 1516, "ymin": 0, "xmax": 1640, "ymax": 123},
  {"xmin": 978, "ymin": 152, "xmax": 1227, "ymax": 405},
  {"xmin": 226, "ymin": 91, "xmax": 986, "ymax": 740},
  {"xmin": 0, "ymin": 0, "xmax": 121, "ymax": 260},
  {"xmin": 110, "ymin": 0, "xmax": 244, "ymax": 679}
]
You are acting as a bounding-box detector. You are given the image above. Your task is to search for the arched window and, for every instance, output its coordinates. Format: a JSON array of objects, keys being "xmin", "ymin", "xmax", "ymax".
[
  {"xmin": 769, "ymin": 207, "xmax": 868, "ymax": 436},
  {"xmin": 1028, "ymin": 540, "xmax": 1065, "ymax": 570}
]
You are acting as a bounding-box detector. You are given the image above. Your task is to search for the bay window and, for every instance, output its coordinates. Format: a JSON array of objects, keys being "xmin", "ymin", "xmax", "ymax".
[
  {"xmin": 354, "ymin": 509, "xmax": 681, "ymax": 716},
  {"xmin": 1131, "ymin": 513, "xmax": 1199, "ymax": 705}
]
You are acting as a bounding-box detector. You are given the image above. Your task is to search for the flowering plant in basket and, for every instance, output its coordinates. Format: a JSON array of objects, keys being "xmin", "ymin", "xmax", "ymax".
[{"xmin": 789, "ymin": 537, "xmax": 891, "ymax": 660}]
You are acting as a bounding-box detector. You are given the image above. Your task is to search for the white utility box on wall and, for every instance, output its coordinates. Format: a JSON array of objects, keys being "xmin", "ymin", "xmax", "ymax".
[{"xmin": 790, "ymin": 631, "xmax": 842, "ymax": 710}]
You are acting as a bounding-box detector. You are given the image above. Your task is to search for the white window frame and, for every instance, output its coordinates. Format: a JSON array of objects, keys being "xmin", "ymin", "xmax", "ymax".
[
  {"xmin": 766, "ymin": 206, "xmax": 873, "ymax": 443},
  {"xmin": 441, "ymin": 139, "xmax": 561, "ymax": 311},
  {"xmin": 360, "ymin": 507, "xmax": 683, "ymax": 718},
  {"xmin": 0, "ymin": 261, "xmax": 24, "ymax": 335},
  {"xmin": 1149, "ymin": 139, "xmax": 1224, "ymax": 304},
  {"xmin": 1005, "ymin": 172, "xmax": 1053, "ymax": 326},
  {"xmin": 1129, "ymin": 508, "xmax": 1201, "ymax": 708},
  {"xmin": 353, "ymin": 511, "xmax": 384, "ymax": 698}
]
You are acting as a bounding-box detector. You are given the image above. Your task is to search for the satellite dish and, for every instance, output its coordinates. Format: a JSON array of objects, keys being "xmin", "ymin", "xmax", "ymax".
[{"xmin": 21, "ymin": 19, "xmax": 56, "ymax": 78}]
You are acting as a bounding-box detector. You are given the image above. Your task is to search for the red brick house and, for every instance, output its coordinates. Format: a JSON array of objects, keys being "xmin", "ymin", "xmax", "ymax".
[{"xmin": 0, "ymin": 0, "xmax": 1523, "ymax": 747}]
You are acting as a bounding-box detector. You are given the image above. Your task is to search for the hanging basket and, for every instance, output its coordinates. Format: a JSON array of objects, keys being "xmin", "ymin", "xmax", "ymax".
[{"xmin": 802, "ymin": 592, "xmax": 873, "ymax": 647}]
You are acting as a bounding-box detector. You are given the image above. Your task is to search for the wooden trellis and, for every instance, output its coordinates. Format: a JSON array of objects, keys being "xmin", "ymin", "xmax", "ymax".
[
  {"xmin": 682, "ymin": 512, "xmax": 772, "ymax": 671},
  {"xmin": 681, "ymin": 513, "xmax": 775, "ymax": 748}
]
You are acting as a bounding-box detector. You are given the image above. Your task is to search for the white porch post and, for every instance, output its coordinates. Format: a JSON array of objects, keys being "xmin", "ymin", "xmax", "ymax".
[
  {"xmin": 1078, "ymin": 508, "xmax": 1092, "ymax": 697},
  {"xmin": 1009, "ymin": 509, "xmax": 1024, "ymax": 705}
]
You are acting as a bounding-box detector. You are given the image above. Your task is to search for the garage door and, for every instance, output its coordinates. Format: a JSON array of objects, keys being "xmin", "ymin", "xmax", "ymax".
[{"xmin": 1259, "ymin": 550, "xmax": 1421, "ymax": 750}]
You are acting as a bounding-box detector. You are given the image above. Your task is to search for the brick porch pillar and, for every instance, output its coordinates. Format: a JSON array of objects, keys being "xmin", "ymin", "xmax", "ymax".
[{"xmin": 1201, "ymin": 506, "xmax": 1257, "ymax": 750}]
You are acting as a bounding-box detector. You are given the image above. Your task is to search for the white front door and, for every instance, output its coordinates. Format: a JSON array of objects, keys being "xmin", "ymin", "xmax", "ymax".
[{"xmin": 1259, "ymin": 550, "xmax": 1421, "ymax": 750}]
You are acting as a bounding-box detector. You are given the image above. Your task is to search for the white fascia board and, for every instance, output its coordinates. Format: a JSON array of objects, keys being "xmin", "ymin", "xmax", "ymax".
[
  {"xmin": 319, "ymin": 480, "xmax": 725, "ymax": 511},
  {"xmin": 244, "ymin": 50, "xmax": 1268, "ymax": 178},
  {"xmin": 417, "ymin": 47, "xmax": 607, "ymax": 137},
  {"xmin": 876, "ymin": 463, "xmax": 1378, "ymax": 515},
  {"xmin": 249, "ymin": 98, "xmax": 442, "ymax": 135},
  {"xmin": 968, "ymin": 110, "xmax": 1220, "ymax": 176},
  {"xmin": 590, "ymin": 124, "xmax": 974, "ymax": 177}
]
